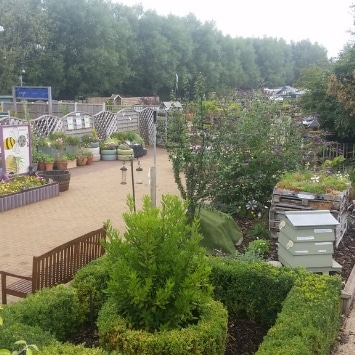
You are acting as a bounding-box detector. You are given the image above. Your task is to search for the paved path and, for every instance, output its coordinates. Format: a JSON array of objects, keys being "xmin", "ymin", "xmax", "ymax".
[{"xmin": 0, "ymin": 146, "xmax": 180, "ymax": 304}]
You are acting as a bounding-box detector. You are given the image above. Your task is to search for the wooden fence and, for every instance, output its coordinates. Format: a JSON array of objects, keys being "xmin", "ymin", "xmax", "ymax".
[{"xmin": 0, "ymin": 108, "xmax": 159, "ymax": 146}]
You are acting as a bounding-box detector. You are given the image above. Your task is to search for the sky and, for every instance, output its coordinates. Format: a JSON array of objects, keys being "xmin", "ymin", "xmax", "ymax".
[{"xmin": 114, "ymin": 0, "xmax": 354, "ymax": 58}]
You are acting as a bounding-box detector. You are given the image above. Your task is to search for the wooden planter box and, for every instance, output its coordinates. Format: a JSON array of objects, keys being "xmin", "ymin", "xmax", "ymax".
[
  {"xmin": 67, "ymin": 159, "xmax": 77, "ymax": 169},
  {"xmin": 0, "ymin": 182, "xmax": 59, "ymax": 212},
  {"xmin": 269, "ymin": 187, "xmax": 350, "ymax": 246}
]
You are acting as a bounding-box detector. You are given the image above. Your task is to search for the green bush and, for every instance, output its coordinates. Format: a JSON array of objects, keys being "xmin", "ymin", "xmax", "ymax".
[
  {"xmin": 0, "ymin": 321, "xmax": 55, "ymax": 350},
  {"xmin": 257, "ymin": 273, "xmax": 342, "ymax": 354},
  {"xmin": 6, "ymin": 285, "xmax": 85, "ymax": 341},
  {"xmin": 208, "ymin": 257, "xmax": 296, "ymax": 326},
  {"xmin": 98, "ymin": 297, "xmax": 227, "ymax": 354},
  {"xmin": 102, "ymin": 194, "xmax": 214, "ymax": 332},
  {"xmin": 71, "ymin": 256, "xmax": 110, "ymax": 320},
  {"xmin": 40, "ymin": 341, "xmax": 112, "ymax": 354},
  {"xmin": 246, "ymin": 239, "xmax": 270, "ymax": 256}
]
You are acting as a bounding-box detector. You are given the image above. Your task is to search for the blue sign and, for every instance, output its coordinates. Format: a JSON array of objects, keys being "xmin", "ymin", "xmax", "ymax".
[{"xmin": 14, "ymin": 87, "xmax": 52, "ymax": 100}]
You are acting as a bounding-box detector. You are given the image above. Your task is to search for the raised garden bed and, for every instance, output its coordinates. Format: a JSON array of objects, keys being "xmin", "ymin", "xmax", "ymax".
[{"xmin": 0, "ymin": 181, "xmax": 59, "ymax": 212}]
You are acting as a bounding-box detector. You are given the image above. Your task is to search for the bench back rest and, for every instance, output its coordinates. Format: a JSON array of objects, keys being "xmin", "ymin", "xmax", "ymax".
[{"xmin": 32, "ymin": 228, "xmax": 106, "ymax": 292}]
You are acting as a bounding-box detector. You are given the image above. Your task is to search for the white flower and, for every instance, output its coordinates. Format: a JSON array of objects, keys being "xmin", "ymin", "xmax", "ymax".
[
  {"xmin": 311, "ymin": 175, "xmax": 319, "ymax": 183},
  {"xmin": 246, "ymin": 200, "xmax": 257, "ymax": 210}
]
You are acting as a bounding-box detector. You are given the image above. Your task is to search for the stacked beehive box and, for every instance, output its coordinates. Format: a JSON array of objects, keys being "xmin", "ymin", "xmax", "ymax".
[
  {"xmin": 277, "ymin": 210, "xmax": 342, "ymax": 274},
  {"xmin": 269, "ymin": 188, "xmax": 350, "ymax": 246}
]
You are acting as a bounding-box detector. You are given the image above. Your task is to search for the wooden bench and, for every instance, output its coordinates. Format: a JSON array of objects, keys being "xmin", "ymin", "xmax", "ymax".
[{"xmin": 1, "ymin": 228, "xmax": 106, "ymax": 304}]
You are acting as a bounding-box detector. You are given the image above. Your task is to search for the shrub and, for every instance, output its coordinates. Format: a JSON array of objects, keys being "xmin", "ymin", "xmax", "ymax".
[
  {"xmin": 102, "ymin": 194, "xmax": 214, "ymax": 332},
  {"xmin": 257, "ymin": 273, "xmax": 342, "ymax": 354},
  {"xmin": 71, "ymin": 256, "xmax": 110, "ymax": 321},
  {"xmin": 246, "ymin": 239, "xmax": 270, "ymax": 256},
  {"xmin": 0, "ymin": 321, "xmax": 55, "ymax": 351},
  {"xmin": 41, "ymin": 341, "xmax": 110, "ymax": 354},
  {"xmin": 98, "ymin": 297, "xmax": 227, "ymax": 354},
  {"xmin": 6, "ymin": 285, "xmax": 85, "ymax": 341},
  {"xmin": 208, "ymin": 257, "xmax": 295, "ymax": 326}
]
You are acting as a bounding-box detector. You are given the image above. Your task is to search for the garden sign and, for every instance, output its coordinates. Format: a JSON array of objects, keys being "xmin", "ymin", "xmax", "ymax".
[{"xmin": 0, "ymin": 124, "xmax": 31, "ymax": 178}]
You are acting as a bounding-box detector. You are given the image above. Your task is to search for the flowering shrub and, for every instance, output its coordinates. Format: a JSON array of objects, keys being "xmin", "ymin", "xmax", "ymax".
[{"xmin": 0, "ymin": 176, "xmax": 47, "ymax": 197}]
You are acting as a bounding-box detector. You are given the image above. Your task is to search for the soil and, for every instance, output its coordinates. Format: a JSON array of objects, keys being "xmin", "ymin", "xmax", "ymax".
[{"xmin": 69, "ymin": 220, "xmax": 355, "ymax": 355}]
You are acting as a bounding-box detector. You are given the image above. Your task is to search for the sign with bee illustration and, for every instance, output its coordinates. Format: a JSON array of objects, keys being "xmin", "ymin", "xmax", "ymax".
[{"xmin": 0, "ymin": 124, "xmax": 31, "ymax": 177}]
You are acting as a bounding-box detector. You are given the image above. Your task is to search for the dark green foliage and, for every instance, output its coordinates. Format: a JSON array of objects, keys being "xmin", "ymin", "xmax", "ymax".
[
  {"xmin": 97, "ymin": 297, "xmax": 227, "ymax": 354},
  {"xmin": 208, "ymin": 257, "xmax": 296, "ymax": 326},
  {"xmin": 0, "ymin": 0, "xmax": 329, "ymax": 98},
  {"xmin": 6, "ymin": 285, "xmax": 85, "ymax": 341},
  {"xmin": 102, "ymin": 194, "xmax": 214, "ymax": 332},
  {"xmin": 70, "ymin": 256, "xmax": 110, "ymax": 321},
  {"xmin": 246, "ymin": 221, "xmax": 271, "ymax": 239}
]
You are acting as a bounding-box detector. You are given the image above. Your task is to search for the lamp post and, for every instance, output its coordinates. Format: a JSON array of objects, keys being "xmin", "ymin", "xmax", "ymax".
[{"xmin": 150, "ymin": 110, "xmax": 157, "ymax": 207}]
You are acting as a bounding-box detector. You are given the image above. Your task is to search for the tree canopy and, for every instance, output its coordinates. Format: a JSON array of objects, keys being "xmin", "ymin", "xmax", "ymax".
[{"xmin": 0, "ymin": 0, "xmax": 329, "ymax": 99}]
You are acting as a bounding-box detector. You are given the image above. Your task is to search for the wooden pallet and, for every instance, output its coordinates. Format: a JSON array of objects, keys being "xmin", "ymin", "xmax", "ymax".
[{"xmin": 269, "ymin": 188, "xmax": 350, "ymax": 246}]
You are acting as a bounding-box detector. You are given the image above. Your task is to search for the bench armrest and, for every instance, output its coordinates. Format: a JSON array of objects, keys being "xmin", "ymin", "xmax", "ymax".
[{"xmin": 0, "ymin": 270, "xmax": 32, "ymax": 281}]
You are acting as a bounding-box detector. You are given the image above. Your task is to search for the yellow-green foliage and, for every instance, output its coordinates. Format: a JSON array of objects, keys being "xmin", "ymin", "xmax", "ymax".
[
  {"xmin": 97, "ymin": 297, "xmax": 227, "ymax": 355},
  {"xmin": 40, "ymin": 342, "xmax": 111, "ymax": 354},
  {"xmin": 6, "ymin": 285, "xmax": 85, "ymax": 342},
  {"xmin": 256, "ymin": 273, "xmax": 342, "ymax": 354}
]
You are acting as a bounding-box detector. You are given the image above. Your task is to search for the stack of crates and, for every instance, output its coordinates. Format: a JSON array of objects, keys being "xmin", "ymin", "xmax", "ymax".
[{"xmin": 277, "ymin": 210, "xmax": 342, "ymax": 274}]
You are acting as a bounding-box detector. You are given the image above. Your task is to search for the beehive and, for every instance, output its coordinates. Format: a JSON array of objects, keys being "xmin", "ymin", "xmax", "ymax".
[{"xmin": 277, "ymin": 210, "xmax": 342, "ymax": 274}]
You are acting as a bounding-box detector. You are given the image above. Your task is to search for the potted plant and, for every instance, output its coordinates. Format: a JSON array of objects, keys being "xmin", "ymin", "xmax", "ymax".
[
  {"xmin": 31, "ymin": 150, "xmax": 43, "ymax": 171},
  {"xmin": 117, "ymin": 143, "xmax": 134, "ymax": 161},
  {"xmin": 100, "ymin": 140, "xmax": 118, "ymax": 161},
  {"xmin": 76, "ymin": 148, "xmax": 89, "ymax": 166},
  {"xmin": 84, "ymin": 150, "xmax": 94, "ymax": 165},
  {"xmin": 43, "ymin": 154, "xmax": 55, "ymax": 171},
  {"xmin": 64, "ymin": 152, "xmax": 77, "ymax": 169},
  {"xmin": 55, "ymin": 153, "xmax": 68, "ymax": 170}
]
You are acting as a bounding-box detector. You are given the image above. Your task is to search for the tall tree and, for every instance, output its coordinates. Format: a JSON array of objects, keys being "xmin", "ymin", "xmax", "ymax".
[{"xmin": 0, "ymin": 0, "xmax": 49, "ymax": 92}]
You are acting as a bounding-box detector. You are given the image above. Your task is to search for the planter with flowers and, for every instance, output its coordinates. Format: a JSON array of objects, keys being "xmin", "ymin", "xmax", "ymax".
[
  {"xmin": 100, "ymin": 141, "xmax": 118, "ymax": 161},
  {"xmin": 0, "ymin": 175, "xmax": 59, "ymax": 212},
  {"xmin": 270, "ymin": 159, "xmax": 352, "ymax": 245}
]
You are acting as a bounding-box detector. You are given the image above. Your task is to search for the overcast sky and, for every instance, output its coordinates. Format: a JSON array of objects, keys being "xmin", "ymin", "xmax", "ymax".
[{"xmin": 115, "ymin": 0, "xmax": 354, "ymax": 58}]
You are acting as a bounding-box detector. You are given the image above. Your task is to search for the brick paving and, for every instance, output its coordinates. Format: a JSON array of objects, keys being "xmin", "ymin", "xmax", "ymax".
[{"xmin": 0, "ymin": 146, "xmax": 180, "ymax": 304}]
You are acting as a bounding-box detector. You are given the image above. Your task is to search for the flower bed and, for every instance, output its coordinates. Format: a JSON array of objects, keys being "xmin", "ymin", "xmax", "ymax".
[{"xmin": 0, "ymin": 176, "xmax": 59, "ymax": 212}]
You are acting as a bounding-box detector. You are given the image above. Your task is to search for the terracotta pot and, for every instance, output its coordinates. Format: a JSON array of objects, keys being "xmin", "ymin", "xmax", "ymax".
[
  {"xmin": 44, "ymin": 162, "xmax": 54, "ymax": 171},
  {"xmin": 86, "ymin": 155, "xmax": 93, "ymax": 165},
  {"xmin": 38, "ymin": 162, "xmax": 46, "ymax": 171},
  {"xmin": 56, "ymin": 160, "xmax": 68, "ymax": 170},
  {"xmin": 77, "ymin": 157, "xmax": 87, "ymax": 166}
]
